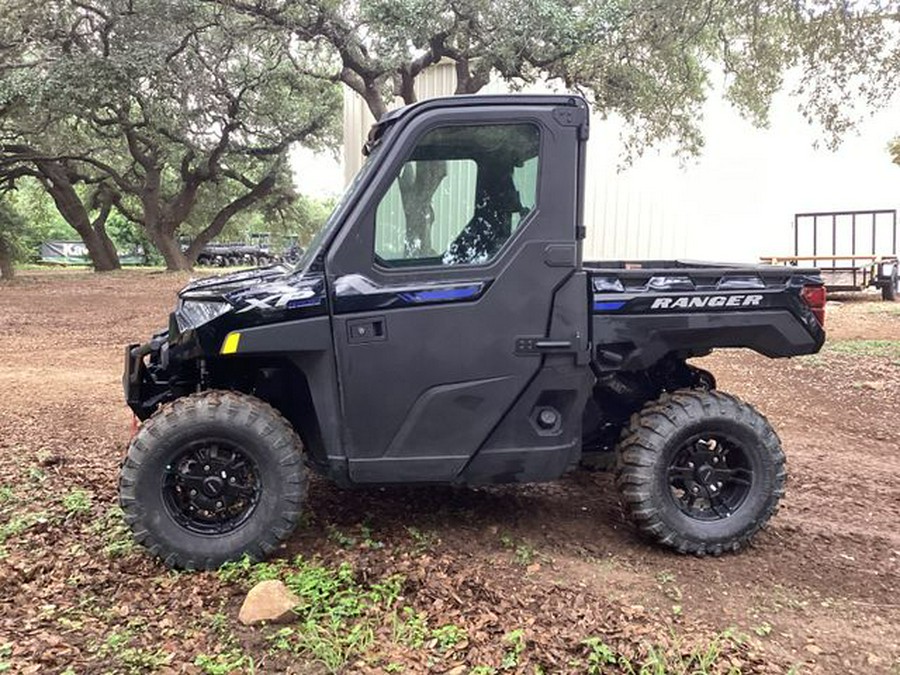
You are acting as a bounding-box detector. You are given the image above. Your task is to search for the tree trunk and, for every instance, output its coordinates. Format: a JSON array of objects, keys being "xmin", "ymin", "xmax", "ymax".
[
  {"xmin": 146, "ymin": 227, "xmax": 192, "ymax": 271},
  {"xmin": 79, "ymin": 228, "xmax": 121, "ymax": 271},
  {"xmin": 0, "ymin": 238, "xmax": 14, "ymax": 279},
  {"xmin": 161, "ymin": 245, "xmax": 191, "ymax": 271},
  {"xmin": 398, "ymin": 161, "xmax": 448, "ymax": 257},
  {"xmin": 37, "ymin": 162, "xmax": 121, "ymax": 272},
  {"xmin": 92, "ymin": 200, "xmax": 121, "ymax": 270}
]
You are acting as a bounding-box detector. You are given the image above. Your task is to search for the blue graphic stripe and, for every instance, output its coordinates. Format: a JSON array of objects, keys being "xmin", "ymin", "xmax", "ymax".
[
  {"xmin": 593, "ymin": 300, "xmax": 627, "ymax": 312},
  {"xmin": 286, "ymin": 297, "xmax": 324, "ymax": 309},
  {"xmin": 398, "ymin": 285, "xmax": 482, "ymax": 304}
]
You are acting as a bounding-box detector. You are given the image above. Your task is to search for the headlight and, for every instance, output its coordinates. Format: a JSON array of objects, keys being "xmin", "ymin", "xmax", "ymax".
[{"xmin": 175, "ymin": 299, "xmax": 232, "ymax": 332}]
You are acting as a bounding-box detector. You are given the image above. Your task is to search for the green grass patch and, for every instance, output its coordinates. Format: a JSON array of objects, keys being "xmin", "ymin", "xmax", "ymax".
[
  {"xmin": 194, "ymin": 649, "xmax": 256, "ymax": 674},
  {"xmin": 800, "ymin": 339, "xmax": 900, "ymax": 366},
  {"xmin": 581, "ymin": 629, "xmax": 746, "ymax": 675},
  {"xmin": 391, "ymin": 606, "xmax": 429, "ymax": 648},
  {"xmin": 62, "ymin": 488, "xmax": 93, "ymax": 517},
  {"xmin": 0, "ymin": 642, "xmax": 12, "ymax": 673},
  {"xmin": 430, "ymin": 623, "xmax": 467, "ymax": 653},
  {"xmin": 92, "ymin": 629, "xmax": 173, "ymax": 674},
  {"xmin": 214, "ymin": 555, "xmax": 754, "ymax": 673},
  {"xmin": 864, "ymin": 302, "xmax": 900, "ymax": 315},
  {"xmin": 0, "ymin": 511, "xmax": 49, "ymax": 546},
  {"xmin": 825, "ymin": 339, "xmax": 900, "ymax": 358},
  {"xmin": 88, "ymin": 505, "xmax": 136, "ymax": 558},
  {"xmin": 405, "ymin": 526, "xmax": 438, "ymax": 554},
  {"xmin": 221, "ymin": 555, "xmax": 404, "ymax": 673},
  {"xmin": 0, "ymin": 483, "xmax": 51, "ymax": 556},
  {"xmin": 501, "ymin": 629, "xmax": 526, "ymax": 670}
]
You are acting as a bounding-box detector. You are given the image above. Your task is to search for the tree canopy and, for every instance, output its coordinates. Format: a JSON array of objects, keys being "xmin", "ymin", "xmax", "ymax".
[
  {"xmin": 216, "ymin": 0, "xmax": 900, "ymax": 158},
  {"xmin": 3, "ymin": 0, "xmax": 900, "ymax": 273},
  {"xmin": 211, "ymin": 0, "xmax": 900, "ymax": 254},
  {"xmin": 1, "ymin": 0, "xmax": 341, "ymax": 270}
]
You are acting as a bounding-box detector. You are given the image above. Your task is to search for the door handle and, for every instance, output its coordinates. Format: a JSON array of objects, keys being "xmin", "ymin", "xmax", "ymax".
[
  {"xmin": 515, "ymin": 336, "xmax": 573, "ymax": 354},
  {"xmin": 347, "ymin": 317, "xmax": 387, "ymax": 344},
  {"xmin": 534, "ymin": 340, "xmax": 573, "ymax": 350}
]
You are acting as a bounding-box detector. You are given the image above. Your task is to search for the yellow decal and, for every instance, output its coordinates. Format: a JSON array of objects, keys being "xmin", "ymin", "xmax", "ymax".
[{"xmin": 220, "ymin": 332, "xmax": 241, "ymax": 355}]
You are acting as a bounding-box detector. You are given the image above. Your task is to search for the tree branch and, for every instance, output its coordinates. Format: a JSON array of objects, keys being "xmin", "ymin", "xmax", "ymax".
[{"xmin": 184, "ymin": 171, "xmax": 278, "ymax": 261}]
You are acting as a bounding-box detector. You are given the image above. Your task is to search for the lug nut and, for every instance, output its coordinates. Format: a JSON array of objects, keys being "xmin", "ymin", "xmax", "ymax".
[
  {"xmin": 189, "ymin": 489, "xmax": 197, "ymax": 496},
  {"xmin": 691, "ymin": 486, "xmax": 700, "ymax": 494},
  {"xmin": 203, "ymin": 465, "xmax": 210, "ymax": 472},
  {"xmin": 710, "ymin": 485, "xmax": 717, "ymax": 493},
  {"xmin": 229, "ymin": 477, "xmax": 236, "ymax": 484},
  {"xmin": 216, "ymin": 501, "xmax": 223, "ymax": 508},
  {"xmin": 687, "ymin": 462, "xmax": 695, "ymax": 469}
]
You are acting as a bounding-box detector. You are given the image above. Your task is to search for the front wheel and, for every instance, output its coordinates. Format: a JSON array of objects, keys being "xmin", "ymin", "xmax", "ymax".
[
  {"xmin": 615, "ymin": 389, "xmax": 785, "ymax": 555},
  {"xmin": 119, "ymin": 391, "xmax": 307, "ymax": 569}
]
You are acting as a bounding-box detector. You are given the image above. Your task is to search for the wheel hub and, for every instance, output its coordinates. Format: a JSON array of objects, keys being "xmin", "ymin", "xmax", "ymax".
[
  {"xmin": 696, "ymin": 464, "xmax": 714, "ymax": 485},
  {"xmin": 667, "ymin": 435, "xmax": 754, "ymax": 521},
  {"xmin": 202, "ymin": 476, "xmax": 225, "ymax": 498},
  {"xmin": 162, "ymin": 440, "xmax": 261, "ymax": 535}
]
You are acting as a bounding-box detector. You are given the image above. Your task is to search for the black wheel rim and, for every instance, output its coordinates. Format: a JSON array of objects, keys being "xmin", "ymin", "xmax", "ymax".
[
  {"xmin": 666, "ymin": 434, "xmax": 754, "ymax": 521},
  {"xmin": 162, "ymin": 439, "xmax": 261, "ymax": 535}
]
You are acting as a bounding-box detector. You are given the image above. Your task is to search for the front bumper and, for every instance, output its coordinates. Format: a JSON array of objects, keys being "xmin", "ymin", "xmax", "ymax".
[
  {"xmin": 123, "ymin": 325, "xmax": 200, "ymax": 420},
  {"xmin": 123, "ymin": 343, "xmax": 142, "ymax": 414},
  {"xmin": 123, "ymin": 339, "xmax": 171, "ymax": 420}
]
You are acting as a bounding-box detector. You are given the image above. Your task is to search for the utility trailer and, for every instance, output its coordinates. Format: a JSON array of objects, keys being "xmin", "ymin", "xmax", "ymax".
[{"xmin": 762, "ymin": 209, "xmax": 898, "ymax": 301}]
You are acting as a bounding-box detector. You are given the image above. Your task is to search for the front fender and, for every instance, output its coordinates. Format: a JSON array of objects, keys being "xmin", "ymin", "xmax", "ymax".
[{"xmin": 217, "ymin": 316, "xmax": 333, "ymax": 356}]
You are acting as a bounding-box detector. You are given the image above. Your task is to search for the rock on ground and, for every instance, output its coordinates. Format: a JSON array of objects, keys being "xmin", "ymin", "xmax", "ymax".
[{"xmin": 238, "ymin": 579, "xmax": 299, "ymax": 625}]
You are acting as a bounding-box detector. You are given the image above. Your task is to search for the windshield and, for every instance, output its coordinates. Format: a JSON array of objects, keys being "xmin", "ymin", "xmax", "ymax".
[{"xmin": 294, "ymin": 143, "xmax": 383, "ymax": 273}]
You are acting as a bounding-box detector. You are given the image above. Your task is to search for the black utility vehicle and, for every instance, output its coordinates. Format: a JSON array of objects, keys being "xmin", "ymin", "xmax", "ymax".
[{"xmin": 122, "ymin": 95, "xmax": 826, "ymax": 569}]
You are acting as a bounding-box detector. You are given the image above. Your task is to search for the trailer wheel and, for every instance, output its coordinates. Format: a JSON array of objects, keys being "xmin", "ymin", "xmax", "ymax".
[
  {"xmin": 883, "ymin": 267, "xmax": 898, "ymax": 302},
  {"xmin": 615, "ymin": 389, "xmax": 785, "ymax": 556},
  {"xmin": 119, "ymin": 391, "xmax": 307, "ymax": 570}
]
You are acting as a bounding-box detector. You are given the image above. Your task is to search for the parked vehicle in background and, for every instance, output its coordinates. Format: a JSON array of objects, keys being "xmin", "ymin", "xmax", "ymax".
[
  {"xmin": 191, "ymin": 235, "xmax": 305, "ymax": 268},
  {"xmin": 120, "ymin": 95, "xmax": 826, "ymax": 569},
  {"xmin": 762, "ymin": 209, "xmax": 898, "ymax": 301},
  {"xmin": 193, "ymin": 242, "xmax": 276, "ymax": 268}
]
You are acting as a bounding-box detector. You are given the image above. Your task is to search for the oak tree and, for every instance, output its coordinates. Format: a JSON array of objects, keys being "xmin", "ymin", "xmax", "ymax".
[{"xmin": 1, "ymin": 0, "xmax": 341, "ymax": 270}]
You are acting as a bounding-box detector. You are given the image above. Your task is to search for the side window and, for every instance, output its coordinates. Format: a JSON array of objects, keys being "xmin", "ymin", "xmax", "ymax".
[{"xmin": 374, "ymin": 124, "xmax": 540, "ymax": 267}]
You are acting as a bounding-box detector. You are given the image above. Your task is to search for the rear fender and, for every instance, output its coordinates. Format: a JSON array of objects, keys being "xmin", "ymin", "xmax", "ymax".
[{"xmin": 592, "ymin": 309, "xmax": 824, "ymax": 371}]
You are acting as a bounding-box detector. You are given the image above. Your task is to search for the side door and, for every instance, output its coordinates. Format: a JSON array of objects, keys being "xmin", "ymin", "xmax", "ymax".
[{"xmin": 326, "ymin": 100, "xmax": 587, "ymax": 483}]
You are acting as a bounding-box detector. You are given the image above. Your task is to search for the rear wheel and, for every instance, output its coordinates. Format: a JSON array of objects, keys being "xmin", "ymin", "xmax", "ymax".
[
  {"xmin": 119, "ymin": 391, "xmax": 307, "ymax": 569},
  {"xmin": 615, "ymin": 389, "xmax": 785, "ymax": 555}
]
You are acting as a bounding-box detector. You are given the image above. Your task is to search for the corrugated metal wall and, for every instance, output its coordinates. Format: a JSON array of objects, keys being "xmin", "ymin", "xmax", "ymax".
[
  {"xmin": 374, "ymin": 160, "xmax": 478, "ymax": 257},
  {"xmin": 342, "ymin": 63, "xmax": 782, "ymax": 263},
  {"xmin": 343, "ymin": 63, "xmax": 462, "ymax": 183}
]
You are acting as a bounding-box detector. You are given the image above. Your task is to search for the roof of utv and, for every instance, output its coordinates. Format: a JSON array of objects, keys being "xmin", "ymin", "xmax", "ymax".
[{"xmin": 363, "ymin": 93, "xmax": 588, "ymax": 156}]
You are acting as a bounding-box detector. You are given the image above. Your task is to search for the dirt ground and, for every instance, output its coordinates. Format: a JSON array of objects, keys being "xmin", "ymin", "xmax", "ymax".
[{"xmin": 0, "ymin": 270, "xmax": 898, "ymax": 674}]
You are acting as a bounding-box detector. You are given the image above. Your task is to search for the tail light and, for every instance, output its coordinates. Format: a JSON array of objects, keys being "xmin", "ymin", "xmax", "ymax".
[{"xmin": 801, "ymin": 285, "xmax": 826, "ymax": 326}]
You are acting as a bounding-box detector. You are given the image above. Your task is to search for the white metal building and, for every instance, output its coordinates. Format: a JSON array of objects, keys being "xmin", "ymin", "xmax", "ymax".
[{"xmin": 339, "ymin": 61, "xmax": 900, "ymax": 263}]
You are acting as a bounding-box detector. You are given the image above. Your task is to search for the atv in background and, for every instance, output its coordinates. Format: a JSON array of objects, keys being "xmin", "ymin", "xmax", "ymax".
[
  {"xmin": 190, "ymin": 234, "xmax": 304, "ymax": 268},
  {"xmin": 193, "ymin": 242, "xmax": 275, "ymax": 267}
]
